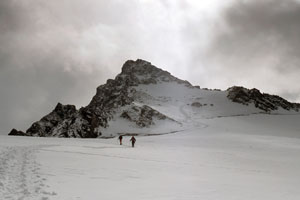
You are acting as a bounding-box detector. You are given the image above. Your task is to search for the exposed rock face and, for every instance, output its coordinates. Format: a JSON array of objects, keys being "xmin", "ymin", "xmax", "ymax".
[
  {"xmin": 227, "ymin": 86, "xmax": 300, "ymax": 112},
  {"xmin": 9, "ymin": 59, "xmax": 186, "ymax": 138},
  {"xmin": 8, "ymin": 129, "xmax": 27, "ymax": 136},
  {"xmin": 120, "ymin": 105, "xmax": 168, "ymax": 128},
  {"xmin": 120, "ymin": 59, "xmax": 193, "ymax": 86},
  {"xmin": 25, "ymin": 103, "xmax": 85, "ymax": 137}
]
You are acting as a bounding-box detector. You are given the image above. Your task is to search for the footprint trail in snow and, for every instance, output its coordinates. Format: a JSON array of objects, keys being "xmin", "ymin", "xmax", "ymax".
[{"xmin": 0, "ymin": 146, "xmax": 56, "ymax": 200}]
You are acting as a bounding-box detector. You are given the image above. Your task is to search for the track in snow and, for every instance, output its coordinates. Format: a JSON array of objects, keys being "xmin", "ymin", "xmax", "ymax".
[
  {"xmin": 179, "ymin": 104, "xmax": 208, "ymax": 129},
  {"xmin": 0, "ymin": 146, "xmax": 56, "ymax": 200}
]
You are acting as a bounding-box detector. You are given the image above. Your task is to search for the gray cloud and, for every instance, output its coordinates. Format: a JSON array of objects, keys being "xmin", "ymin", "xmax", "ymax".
[
  {"xmin": 188, "ymin": 0, "xmax": 300, "ymax": 100},
  {"xmin": 0, "ymin": 0, "xmax": 136, "ymax": 133},
  {"xmin": 1, "ymin": 0, "xmax": 300, "ymax": 134},
  {"xmin": 214, "ymin": 0, "xmax": 300, "ymax": 71},
  {"xmin": 0, "ymin": 1, "xmax": 33, "ymax": 33}
]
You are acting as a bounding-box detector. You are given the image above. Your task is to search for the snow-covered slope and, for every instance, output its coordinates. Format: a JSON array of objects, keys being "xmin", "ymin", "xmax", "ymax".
[
  {"xmin": 8, "ymin": 59, "xmax": 300, "ymax": 138},
  {"xmin": 1, "ymin": 112, "xmax": 300, "ymax": 199}
]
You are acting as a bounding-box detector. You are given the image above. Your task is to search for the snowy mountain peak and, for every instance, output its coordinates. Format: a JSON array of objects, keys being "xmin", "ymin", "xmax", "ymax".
[
  {"xmin": 118, "ymin": 59, "xmax": 193, "ymax": 86},
  {"xmin": 8, "ymin": 59, "xmax": 300, "ymax": 138},
  {"xmin": 121, "ymin": 59, "xmax": 152, "ymax": 74}
]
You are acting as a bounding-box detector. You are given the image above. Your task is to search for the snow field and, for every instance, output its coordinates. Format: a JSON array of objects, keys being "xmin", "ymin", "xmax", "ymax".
[
  {"xmin": 1, "ymin": 81, "xmax": 300, "ymax": 199},
  {"xmin": 1, "ymin": 113, "xmax": 300, "ymax": 199}
]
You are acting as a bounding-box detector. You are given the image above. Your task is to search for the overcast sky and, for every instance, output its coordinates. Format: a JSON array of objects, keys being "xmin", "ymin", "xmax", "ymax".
[{"xmin": 1, "ymin": 0, "xmax": 300, "ymax": 133}]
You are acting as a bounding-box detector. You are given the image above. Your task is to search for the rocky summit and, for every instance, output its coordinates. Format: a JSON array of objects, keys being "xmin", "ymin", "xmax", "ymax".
[{"xmin": 8, "ymin": 59, "xmax": 300, "ymax": 138}]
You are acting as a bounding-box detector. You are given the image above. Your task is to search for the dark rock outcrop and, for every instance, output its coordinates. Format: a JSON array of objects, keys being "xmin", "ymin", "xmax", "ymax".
[
  {"xmin": 8, "ymin": 129, "xmax": 27, "ymax": 136},
  {"xmin": 25, "ymin": 103, "xmax": 82, "ymax": 137},
  {"xmin": 227, "ymin": 86, "xmax": 300, "ymax": 112},
  {"xmin": 120, "ymin": 59, "xmax": 193, "ymax": 87},
  {"xmin": 191, "ymin": 102, "xmax": 202, "ymax": 107},
  {"xmin": 120, "ymin": 105, "xmax": 169, "ymax": 128}
]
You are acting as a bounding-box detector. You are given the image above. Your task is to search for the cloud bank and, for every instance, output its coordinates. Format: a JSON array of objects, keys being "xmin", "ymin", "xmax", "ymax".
[
  {"xmin": 190, "ymin": 0, "xmax": 300, "ymax": 101},
  {"xmin": 1, "ymin": 0, "xmax": 300, "ymax": 133}
]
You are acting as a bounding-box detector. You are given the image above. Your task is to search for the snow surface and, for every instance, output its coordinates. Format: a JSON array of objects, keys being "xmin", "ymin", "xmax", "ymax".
[
  {"xmin": 1, "ymin": 113, "xmax": 300, "ymax": 200},
  {"xmin": 2, "ymin": 81, "xmax": 300, "ymax": 199}
]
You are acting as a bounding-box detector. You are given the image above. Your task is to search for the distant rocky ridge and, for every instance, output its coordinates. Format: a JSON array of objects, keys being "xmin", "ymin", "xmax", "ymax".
[
  {"xmin": 227, "ymin": 86, "xmax": 300, "ymax": 112},
  {"xmin": 9, "ymin": 59, "xmax": 300, "ymax": 137}
]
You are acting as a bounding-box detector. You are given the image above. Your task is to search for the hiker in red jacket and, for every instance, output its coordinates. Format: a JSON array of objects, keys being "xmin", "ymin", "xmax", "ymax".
[
  {"xmin": 118, "ymin": 135, "xmax": 123, "ymax": 145},
  {"xmin": 130, "ymin": 136, "xmax": 136, "ymax": 147}
]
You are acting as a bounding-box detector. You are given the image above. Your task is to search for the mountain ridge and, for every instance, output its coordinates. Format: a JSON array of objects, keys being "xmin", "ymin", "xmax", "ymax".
[{"xmin": 8, "ymin": 59, "xmax": 300, "ymax": 137}]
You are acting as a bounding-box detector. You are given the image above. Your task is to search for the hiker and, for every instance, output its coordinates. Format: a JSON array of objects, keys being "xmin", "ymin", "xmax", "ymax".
[
  {"xmin": 118, "ymin": 135, "xmax": 123, "ymax": 145},
  {"xmin": 130, "ymin": 136, "xmax": 136, "ymax": 148}
]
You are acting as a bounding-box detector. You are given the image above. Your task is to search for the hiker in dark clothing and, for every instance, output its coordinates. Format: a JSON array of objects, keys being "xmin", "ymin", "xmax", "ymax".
[
  {"xmin": 130, "ymin": 136, "xmax": 136, "ymax": 147},
  {"xmin": 118, "ymin": 135, "xmax": 123, "ymax": 145}
]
